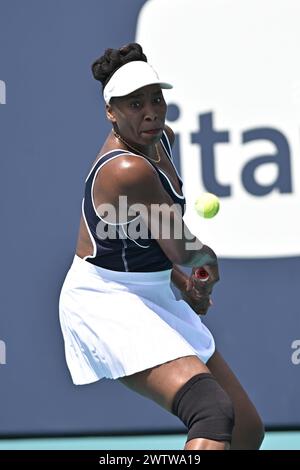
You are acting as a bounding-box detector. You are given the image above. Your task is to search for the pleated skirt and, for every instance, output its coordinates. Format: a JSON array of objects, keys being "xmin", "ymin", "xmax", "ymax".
[{"xmin": 59, "ymin": 255, "xmax": 215, "ymax": 385}]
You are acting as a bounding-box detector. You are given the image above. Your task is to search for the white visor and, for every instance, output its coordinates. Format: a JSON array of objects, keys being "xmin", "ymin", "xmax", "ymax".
[{"xmin": 103, "ymin": 61, "xmax": 173, "ymax": 104}]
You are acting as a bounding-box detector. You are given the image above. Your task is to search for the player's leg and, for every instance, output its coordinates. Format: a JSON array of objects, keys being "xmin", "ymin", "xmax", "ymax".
[
  {"xmin": 206, "ymin": 350, "xmax": 265, "ymax": 449},
  {"xmin": 119, "ymin": 355, "xmax": 234, "ymax": 450}
]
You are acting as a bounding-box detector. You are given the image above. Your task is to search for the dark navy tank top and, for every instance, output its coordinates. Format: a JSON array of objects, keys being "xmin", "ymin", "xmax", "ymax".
[{"xmin": 82, "ymin": 131, "xmax": 185, "ymax": 272}]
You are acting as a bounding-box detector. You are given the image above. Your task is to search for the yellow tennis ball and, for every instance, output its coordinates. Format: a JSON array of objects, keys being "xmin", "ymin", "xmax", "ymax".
[{"xmin": 194, "ymin": 193, "xmax": 220, "ymax": 218}]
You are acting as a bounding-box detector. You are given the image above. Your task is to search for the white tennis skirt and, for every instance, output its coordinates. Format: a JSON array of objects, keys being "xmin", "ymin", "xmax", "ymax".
[{"xmin": 59, "ymin": 255, "xmax": 215, "ymax": 385}]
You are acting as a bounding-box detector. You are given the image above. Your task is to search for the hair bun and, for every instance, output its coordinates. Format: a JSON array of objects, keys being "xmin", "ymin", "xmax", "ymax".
[{"xmin": 91, "ymin": 43, "xmax": 147, "ymax": 89}]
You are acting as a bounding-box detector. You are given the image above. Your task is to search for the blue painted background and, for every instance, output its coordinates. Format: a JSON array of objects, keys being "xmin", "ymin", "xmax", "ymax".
[{"xmin": 0, "ymin": 0, "xmax": 299, "ymax": 435}]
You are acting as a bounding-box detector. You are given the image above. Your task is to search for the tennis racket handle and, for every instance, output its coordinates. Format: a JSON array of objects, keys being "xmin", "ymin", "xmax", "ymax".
[{"xmin": 194, "ymin": 268, "xmax": 209, "ymax": 282}]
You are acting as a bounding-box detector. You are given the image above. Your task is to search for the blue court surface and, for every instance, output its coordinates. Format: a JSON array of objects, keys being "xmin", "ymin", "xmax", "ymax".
[{"xmin": 0, "ymin": 432, "xmax": 299, "ymax": 450}]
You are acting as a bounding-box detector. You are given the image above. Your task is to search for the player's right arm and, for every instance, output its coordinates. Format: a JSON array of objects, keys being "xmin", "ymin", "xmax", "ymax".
[{"xmin": 94, "ymin": 155, "xmax": 218, "ymax": 273}]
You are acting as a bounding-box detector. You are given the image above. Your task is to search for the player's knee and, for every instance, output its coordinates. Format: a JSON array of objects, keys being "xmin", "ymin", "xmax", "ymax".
[{"xmin": 172, "ymin": 373, "xmax": 235, "ymax": 443}]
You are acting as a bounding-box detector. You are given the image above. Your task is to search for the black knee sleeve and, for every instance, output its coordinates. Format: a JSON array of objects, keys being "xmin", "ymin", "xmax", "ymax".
[{"xmin": 172, "ymin": 373, "xmax": 235, "ymax": 443}]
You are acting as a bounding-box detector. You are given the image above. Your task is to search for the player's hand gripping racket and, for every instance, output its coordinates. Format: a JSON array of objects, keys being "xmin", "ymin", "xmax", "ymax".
[
  {"xmin": 193, "ymin": 267, "xmax": 213, "ymax": 307},
  {"xmin": 194, "ymin": 267, "xmax": 209, "ymax": 282}
]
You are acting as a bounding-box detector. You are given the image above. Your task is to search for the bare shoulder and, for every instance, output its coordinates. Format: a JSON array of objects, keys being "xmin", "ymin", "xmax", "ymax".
[
  {"xmin": 94, "ymin": 153, "xmax": 161, "ymax": 205},
  {"xmin": 101, "ymin": 153, "xmax": 158, "ymax": 188},
  {"xmin": 164, "ymin": 124, "xmax": 175, "ymax": 147}
]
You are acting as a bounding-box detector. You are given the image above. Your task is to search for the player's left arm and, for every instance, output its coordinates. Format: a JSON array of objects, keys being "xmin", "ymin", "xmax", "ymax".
[
  {"xmin": 165, "ymin": 126, "xmax": 186, "ymax": 289},
  {"xmin": 166, "ymin": 125, "xmax": 213, "ymax": 315},
  {"xmin": 165, "ymin": 126, "xmax": 187, "ymax": 290},
  {"xmin": 171, "ymin": 264, "xmax": 188, "ymax": 291}
]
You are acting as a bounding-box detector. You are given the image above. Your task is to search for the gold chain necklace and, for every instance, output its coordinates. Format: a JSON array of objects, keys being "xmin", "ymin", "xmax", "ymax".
[{"xmin": 113, "ymin": 130, "xmax": 161, "ymax": 163}]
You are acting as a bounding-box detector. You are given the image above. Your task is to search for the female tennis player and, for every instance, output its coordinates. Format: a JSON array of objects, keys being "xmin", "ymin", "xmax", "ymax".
[{"xmin": 59, "ymin": 43, "xmax": 264, "ymax": 450}]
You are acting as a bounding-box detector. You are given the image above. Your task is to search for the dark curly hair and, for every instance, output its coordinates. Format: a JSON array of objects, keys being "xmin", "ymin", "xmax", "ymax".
[{"xmin": 91, "ymin": 43, "xmax": 147, "ymax": 91}]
